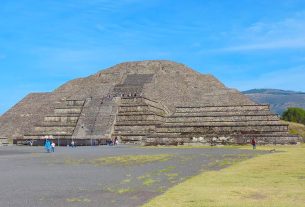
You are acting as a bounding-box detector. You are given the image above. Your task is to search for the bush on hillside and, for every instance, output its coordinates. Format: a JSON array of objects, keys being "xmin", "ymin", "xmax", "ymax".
[{"xmin": 282, "ymin": 107, "xmax": 305, "ymax": 125}]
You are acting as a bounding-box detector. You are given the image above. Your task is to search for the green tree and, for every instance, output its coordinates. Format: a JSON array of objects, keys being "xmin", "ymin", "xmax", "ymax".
[{"xmin": 282, "ymin": 107, "xmax": 305, "ymax": 125}]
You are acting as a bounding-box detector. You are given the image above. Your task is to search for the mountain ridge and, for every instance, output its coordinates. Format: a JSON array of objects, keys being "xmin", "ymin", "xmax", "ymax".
[{"xmin": 243, "ymin": 89, "xmax": 305, "ymax": 115}]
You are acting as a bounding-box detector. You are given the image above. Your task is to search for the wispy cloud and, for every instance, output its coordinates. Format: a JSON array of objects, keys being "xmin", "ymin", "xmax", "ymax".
[
  {"xmin": 65, "ymin": 0, "xmax": 156, "ymax": 13},
  {"xmin": 217, "ymin": 39, "xmax": 305, "ymax": 52},
  {"xmin": 212, "ymin": 11, "xmax": 305, "ymax": 52}
]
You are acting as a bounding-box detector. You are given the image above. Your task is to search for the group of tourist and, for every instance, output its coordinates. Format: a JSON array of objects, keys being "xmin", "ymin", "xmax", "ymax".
[
  {"xmin": 105, "ymin": 137, "xmax": 119, "ymax": 146},
  {"xmin": 44, "ymin": 139, "xmax": 55, "ymax": 153}
]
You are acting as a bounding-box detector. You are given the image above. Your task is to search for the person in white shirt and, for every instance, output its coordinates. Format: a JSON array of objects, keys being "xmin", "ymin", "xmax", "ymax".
[{"xmin": 51, "ymin": 142, "xmax": 55, "ymax": 152}]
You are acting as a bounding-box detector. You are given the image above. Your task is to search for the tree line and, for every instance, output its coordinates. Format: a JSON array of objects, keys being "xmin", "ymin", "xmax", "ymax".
[{"xmin": 282, "ymin": 107, "xmax": 305, "ymax": 125}]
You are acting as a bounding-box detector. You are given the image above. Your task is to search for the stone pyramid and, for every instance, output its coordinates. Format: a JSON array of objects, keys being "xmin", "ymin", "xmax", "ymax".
[{"xmin": 0, "ymin": 60, "xmax": 300, "ymax": 145}]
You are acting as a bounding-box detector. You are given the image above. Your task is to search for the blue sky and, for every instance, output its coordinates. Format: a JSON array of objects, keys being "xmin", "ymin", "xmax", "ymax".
[{"xmin": 0, "ymin": 0, "xmax": 305, "ymax": 115}]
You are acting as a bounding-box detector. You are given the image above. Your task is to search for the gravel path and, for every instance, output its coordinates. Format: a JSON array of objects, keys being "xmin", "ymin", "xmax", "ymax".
[{"xmin": 0, "ymin": 145, "xmax": 264, "ymax": 207}]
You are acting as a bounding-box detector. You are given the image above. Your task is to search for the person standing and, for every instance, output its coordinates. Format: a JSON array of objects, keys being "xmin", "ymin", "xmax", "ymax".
[
  {"xmin": 51, "ymin": 142, "xmax": 55, "ymax": 152},
  {"xmin": 44, "ymin": 139, "xmax": 51, "ymax": 153},
  {"xmin": 113, "ymin": 136, "xmax": 118, "ymax": 145},
  {"xmin": 251, "ymin": 138, "xmax": 256, "ymax": 150}
]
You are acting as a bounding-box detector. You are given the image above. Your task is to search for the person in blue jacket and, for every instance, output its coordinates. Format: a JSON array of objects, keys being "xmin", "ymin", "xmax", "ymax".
[{"xmin": 44, "ymin": 139, "xmax": 51, "ymax": 153}]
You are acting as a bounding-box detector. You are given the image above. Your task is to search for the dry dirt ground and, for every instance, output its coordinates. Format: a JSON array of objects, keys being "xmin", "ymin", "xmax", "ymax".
[{"xmin": 0, "ymin": 145, "xmax": 264, "ymax": 207}]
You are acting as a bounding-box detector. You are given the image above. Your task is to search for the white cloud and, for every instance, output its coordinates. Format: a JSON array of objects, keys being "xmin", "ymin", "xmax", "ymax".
[{"xmin": 214, "ymin": 11, "xmax": 305, "ymax": 52}]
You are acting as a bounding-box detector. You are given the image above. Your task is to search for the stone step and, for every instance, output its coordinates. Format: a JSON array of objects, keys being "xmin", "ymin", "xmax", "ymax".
[
  {"xmin": 55, "ymin": 105, "xmax": 83, "ymax": 109},
  {"xmin": 36, "ymin": 122, "xmax": 77, "ymax": 127},
  {"xmin": 54, "ymin": 108, "xmax": 82, "ymax": 114},
  {"xmin": 121, "ymin": 97, "xmax": 165, "ymax": 110},
  {"xmin": 147, "ymin": 131, "xmax": 294, "ymax": 139},
  {"xmin": 147, "ymin": 133, "xmax": 183, "ymax": 138},
  {"xmin": 114, "ymin": 125, "xmax": 157, "ymax": 132},
  {"xmin": 34, "ymin": 126, "xmax": 75, "ymax": 134},
  {"xmin": 175, "ymin": 105, "xmax": 270, "ymax": 113},
  {"xmin": 117, "ymin": 114, "xmax": 164, "ymax": 122},
  {"xmin": 120, "ymin": 135, "xmax": 145, "ymax": 142},
  {"xmin": 173, "ymin": 110, "xmax": 273, "ymax": 116},
  {"xmin": 162, "ymin": 120, "xmax": 284, "ymax": 127},
  {"xmin": 65, "ymin": 100, "xmax": 85, "ymax": 106},
  {"xmin": 156, "ymin": 125, "xmax": 288, "ymax": 133},
  {"xmin": 117, "ymin": 111, "xmax": 162, "ymax": 116},
  {"xmin": 166, "ymin": 115, "xmax": 279, "ymax": 122},
  {"xmin": 144, "ymin": 137, "xmax": 190, "ymax": 145},
  {"xmin": 113, "ymin": 132, "xmax": 147, "ymax": 136},
  {"xmin": 118, "ymin": 105, "xmax": 166, "ymax": 115},
  {"xmin": 44, "ymin": 116, "xmax": 79, "ymax": 123},
  {"xmin": 120, "ymin": 97, "xmax": 147, "ymax": 104},
  {"xmin": 24, "ymin": 134, "xmax": 72, "ymax": 139},
  {"xmin": 115, "ymin": 120, "xmax": 163, "ymax": 126},
  {"xmin": 44, "ymin": 113, "xmax": 81, "ymax": 117}
]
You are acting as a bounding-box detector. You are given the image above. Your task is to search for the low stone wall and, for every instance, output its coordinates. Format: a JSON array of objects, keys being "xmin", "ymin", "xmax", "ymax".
[
  {"xmin": 13, "ymin": 138, "xmax": 109, "ymax": 146},
  {"xmin": 0, "ymin": 137, "xmax": 9, "ymax": 146}
]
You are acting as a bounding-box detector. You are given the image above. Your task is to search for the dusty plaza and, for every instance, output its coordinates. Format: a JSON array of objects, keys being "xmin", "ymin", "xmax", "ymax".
[{"xmin": 0, "ymin": 145, "xmax": 265, "ymax": 207}]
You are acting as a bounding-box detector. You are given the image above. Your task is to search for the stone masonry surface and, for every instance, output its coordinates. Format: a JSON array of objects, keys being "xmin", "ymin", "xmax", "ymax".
[{"xmin": 0, "ymin": 60, "xmax": 300, "ymax": 145}]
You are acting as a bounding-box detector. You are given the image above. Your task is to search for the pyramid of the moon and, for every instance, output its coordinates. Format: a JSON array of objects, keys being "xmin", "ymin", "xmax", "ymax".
[{"xmin": 0, "ymin": 60, "xmax": 300, "ymax": 145}]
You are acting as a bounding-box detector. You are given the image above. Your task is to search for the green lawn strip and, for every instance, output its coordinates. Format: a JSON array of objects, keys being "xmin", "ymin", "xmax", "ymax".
[
  {"xmin": 140, "ymin": 145, "xmax": 244, "ymax": 149},
  {"xmin": 143, "ymin": 144, "xmax": 305, "ymax": 207}
]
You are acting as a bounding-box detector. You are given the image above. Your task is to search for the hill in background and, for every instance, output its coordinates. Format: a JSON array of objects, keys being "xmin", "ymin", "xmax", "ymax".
[{"xmin": 242, "ymin": 89, "xmax": 305, "ymax": 115}]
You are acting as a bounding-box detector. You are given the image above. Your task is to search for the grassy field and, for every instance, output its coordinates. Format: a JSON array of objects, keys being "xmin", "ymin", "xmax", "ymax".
[{"xmin": 143, "ymin": 144, "xmax": 305, "ymax": 207}]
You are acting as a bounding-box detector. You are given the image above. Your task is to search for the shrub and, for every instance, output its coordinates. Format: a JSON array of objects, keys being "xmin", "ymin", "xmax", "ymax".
[{"xmin": 282, "ymin": 107, "xmax": 305, "ymax": 125}]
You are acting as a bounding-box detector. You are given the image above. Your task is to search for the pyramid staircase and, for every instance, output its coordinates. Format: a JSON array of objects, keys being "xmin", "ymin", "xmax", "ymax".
[{"xmin": 72, "ymin": 96, "xmax": 118, "ymax": 141}]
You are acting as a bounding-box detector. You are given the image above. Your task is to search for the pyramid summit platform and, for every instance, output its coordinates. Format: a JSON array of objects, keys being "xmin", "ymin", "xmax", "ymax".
[{"xmin": 0, "ymin": 60, "xmax": 300, "ymax": 145}]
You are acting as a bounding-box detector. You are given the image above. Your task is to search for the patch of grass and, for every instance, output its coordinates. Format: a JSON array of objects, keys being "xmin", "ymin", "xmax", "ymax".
[
  {"xmin": 121, "ymin": 178, "xmax": 131, "ymax": 184},
  {"xmin": 159, "ymin": 166, "xmax": 176, "ymax": 173},
  {"xmin": 64, "ymin": 158, "xmax": 84, "ymax": 165},
  {"xmin": 117, "ymin": 188, "xmax": 132, "ymax": 194},
  {"xmin": 143, "ymin": 144, "xmax": 305, "ymax": 207},
  {"xmin": 166, "ymin": 173, "xmax": 179, "ymax": 183},
  {"xmin": 91, "ymin": 154, "xmax": 172, "ymax": 166},
  {"xmin": 166, "ymin": 173, "xmax": 179, "ymax": 178},
  {"xmin": 142, "ymin": 178, "xmax": 157, "ymax": 186},
  {"xmin": 137, "ymin": 174, "xmax": 157, "ymax": 186},
  {"xmin": 66, "ymin": 197, "xmax": 91, "ymax": 203},
  {"xmin": 106, "ymin": 187, "xmax": 133, "ymax": 194},
  {"xmin": 138, "ymin": 174, "xmax": 151, "ymax": 180}
]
